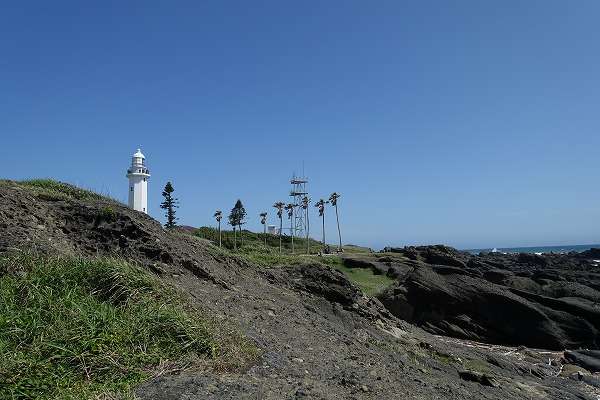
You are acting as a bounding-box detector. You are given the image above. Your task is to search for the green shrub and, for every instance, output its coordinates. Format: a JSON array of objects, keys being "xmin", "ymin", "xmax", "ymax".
[{"xmin": 99, "ymin": 206, "xmax": 116, "ymax": 222}]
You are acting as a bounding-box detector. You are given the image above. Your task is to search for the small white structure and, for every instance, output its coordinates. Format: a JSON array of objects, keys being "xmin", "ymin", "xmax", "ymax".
[
  {"xmin": 126, "ymin": 148, "xmax": 150, "ymax": 213},
  {"xmin": 267, "ymin": 225, "xmax": 278, "ymax": 235}
]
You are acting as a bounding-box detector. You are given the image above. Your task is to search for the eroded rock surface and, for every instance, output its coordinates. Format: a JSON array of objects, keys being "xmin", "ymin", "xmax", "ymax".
[{"xmin": 362, "ymin": 246, "xmax": 600, "ymax": 350}]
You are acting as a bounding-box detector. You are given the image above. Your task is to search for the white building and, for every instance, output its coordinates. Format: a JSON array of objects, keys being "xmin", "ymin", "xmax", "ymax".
[{"xmin": 126, "ymin": 148, "xmax": 150, "ymax": 213}]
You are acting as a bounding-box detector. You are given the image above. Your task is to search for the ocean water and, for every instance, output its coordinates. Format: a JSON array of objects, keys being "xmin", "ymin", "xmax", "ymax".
[{"xmin": 465, "ymin": 244, "xmax": 600, "ymax": 255}]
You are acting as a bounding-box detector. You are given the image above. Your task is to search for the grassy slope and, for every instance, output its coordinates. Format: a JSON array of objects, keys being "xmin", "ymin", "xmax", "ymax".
[
  {"xmin": 195, "ymin": 227, "xmax": 394, "ymax": 296},
  {"xmin": 0, "ymin": 179, "xmax": 388, "ymax": 397},
  {"xmin": 15, "ymin": 179, "xmax": 120, "ymax": 203},
  {"xmin": 0, "ymin": 255, "xmax": 256, "ymax": 400}
]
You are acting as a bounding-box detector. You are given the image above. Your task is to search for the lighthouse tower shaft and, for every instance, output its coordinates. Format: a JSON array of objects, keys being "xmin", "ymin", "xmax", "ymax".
[{"xmin": 126, "ymin": 149, "xmax": 150, "ymax": 213}]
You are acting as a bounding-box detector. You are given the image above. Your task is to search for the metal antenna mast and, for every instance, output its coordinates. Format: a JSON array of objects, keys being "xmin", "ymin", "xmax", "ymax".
[{"xmin": 290, "ymin": 173, "xmax": 308, "ymax": 237}]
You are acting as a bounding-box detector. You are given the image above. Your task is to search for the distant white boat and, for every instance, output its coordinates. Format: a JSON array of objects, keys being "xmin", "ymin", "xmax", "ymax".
[{"xmin": 491, "ymin": 248, "xmax": 498, "ymax": 253}]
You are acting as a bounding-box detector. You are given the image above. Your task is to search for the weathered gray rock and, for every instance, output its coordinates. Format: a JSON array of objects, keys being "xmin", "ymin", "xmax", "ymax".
[
  {"xmin": 377, "ymin": 246, "xmax": 600, "ymax": 350},
  {"xmin": 565, "ymin": 350, "xmax": 600, "ymax": 373}
]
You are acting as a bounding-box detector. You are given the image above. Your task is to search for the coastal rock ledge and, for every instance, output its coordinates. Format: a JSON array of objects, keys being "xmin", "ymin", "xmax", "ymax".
[{"xmin": 367, "ymin": 245, "xmax": 600, "ymax": 350}]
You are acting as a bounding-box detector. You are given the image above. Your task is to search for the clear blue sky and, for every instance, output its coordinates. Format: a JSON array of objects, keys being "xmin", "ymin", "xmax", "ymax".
[{"xmin": 1, "ymin": 1, "xmax": 599, "ymax": 250}]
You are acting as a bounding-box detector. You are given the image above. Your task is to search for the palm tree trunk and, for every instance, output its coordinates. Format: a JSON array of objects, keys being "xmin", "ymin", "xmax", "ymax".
[
  {"xmin": 306, "ymin": 207, "xmax": 310, "ymax": 255},
  {"xmin": 263, "ymin": 224, "xmax": 267, "ymax": 246},
  {"xmin": 322, "ymin": 213, "xmax": 325, "ymax": 251},
  {"xmin": 279, "ymin": 217, "xmax": 282, "ymax": 254},
  {"xmin": 218, "ymin": 221, "xmax": 222, "ymax": 248},
  {"xmin": 335, "ymin": 204, "xmax": 342, "ymax": 252},
  {"xmin": 239, "ymin": 223, "xmax": 243, "ymax": 247}
]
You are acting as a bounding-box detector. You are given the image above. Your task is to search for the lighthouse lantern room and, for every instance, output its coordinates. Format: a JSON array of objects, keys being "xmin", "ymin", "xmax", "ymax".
[{"xmin": 126, "ymin": 148, "xmax": 150, "ymax": 213}]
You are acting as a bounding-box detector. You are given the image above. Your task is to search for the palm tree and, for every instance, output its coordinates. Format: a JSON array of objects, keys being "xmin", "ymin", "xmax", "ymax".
[
  {"xmin": 229, "ymin": 200, "xmax": 246, "ymax": 250},
  {"xmin": 301, "ymin": 196, "xmax": 311, "ymax": 254},
  {"xmin": 259, "ymin": 212, "xmax": 268, "ymax": 246},
  {"xmin": 285, "ymin": 203, "xmax": 295, "ymax": 253},
  {"xmin": 315, "ymin": 199, "xmax": 326, "ymax": 252},
  {"xmin": 213, "ymin": 210, "xmax": 222, "ymax": 248},
  {"xmin": 273, "ymin": 202, "xmax": 285, "ymax": 254},
  {"xmin": 329, "ymin": 192, "xmax": 342, "ymax": 253}
]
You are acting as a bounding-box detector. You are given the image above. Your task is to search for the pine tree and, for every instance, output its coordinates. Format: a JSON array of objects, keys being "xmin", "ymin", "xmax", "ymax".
[
  {"xmin": 228, "ymin": 199, "xmax": 246, "ymax": 250},
  {"xmin": 228, "ymin": 210, "xmax": 237, "ymax": 250},
  {"xmin": 160, "ymin": 181, "xmax": 179, "ymax": 229},
  {"xmin": 235, "ymin": 200, "xmax": 246, "ymax": 247}
]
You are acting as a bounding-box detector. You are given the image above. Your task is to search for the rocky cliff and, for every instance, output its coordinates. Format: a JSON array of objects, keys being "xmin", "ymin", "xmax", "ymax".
[{"xmin": 342, "ymin": 245, "xmax": 600, "ymax": 350}]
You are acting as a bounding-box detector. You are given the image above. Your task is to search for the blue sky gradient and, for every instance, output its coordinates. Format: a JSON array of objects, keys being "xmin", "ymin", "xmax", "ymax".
[{"xmin": 1, "ymin": 1, "xmax": 599, "ymax": 249}]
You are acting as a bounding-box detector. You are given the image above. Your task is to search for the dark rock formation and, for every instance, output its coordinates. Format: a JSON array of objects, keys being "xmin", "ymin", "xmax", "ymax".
[
  {"xmin": 373, "ymin": 246, "xmax": 600, "ymax": 350},
  {"xmin": 565, "ymin": 350, "xmax": 600, "ymax": 373}
]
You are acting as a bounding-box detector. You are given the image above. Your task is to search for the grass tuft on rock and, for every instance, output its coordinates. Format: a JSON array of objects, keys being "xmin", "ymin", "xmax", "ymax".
[
  {"xmin": 17, "ymin": 179, "xmax": 119, "ymax": 203},
  {"xmin": 0, "ymin": 254, "xmax": 219, "ymax": 399}
]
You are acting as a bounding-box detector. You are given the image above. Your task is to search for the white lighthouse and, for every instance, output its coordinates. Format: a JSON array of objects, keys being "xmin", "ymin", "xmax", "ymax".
[{"xmin": 126, "ymin": 148, "xmax": 150, "ymax": 213}]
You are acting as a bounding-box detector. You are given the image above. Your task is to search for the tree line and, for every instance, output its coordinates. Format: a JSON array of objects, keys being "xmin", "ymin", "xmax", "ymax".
[
  {"xmin": 214, "ymin": 193, "xmax": 342, "ymax": 255},
  {"xmin": 159, "ymin": 181, "xmax": 342, "ymax": 255}
]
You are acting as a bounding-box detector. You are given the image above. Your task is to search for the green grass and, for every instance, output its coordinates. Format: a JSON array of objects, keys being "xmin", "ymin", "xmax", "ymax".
[
  {"xmin": 203, "ymin": 240, "xmax": 314, "ymax": 268},
  {"xmin": 340, "ymin": 244, "xmax": 373, "ymax": 254},
  {"xmin": 197, "ymin": 227, "xmax": 345, "ymax": 269},
  {"xmin": 3, "ymin": 179, "xmax": 120, "ymax": 203},
  {"xmin": 330, "ymin": 260, "xmax": 395, "ymax": 296},
  {"xmin": 196, "ymin": 226, "xmax": 325, "ymax": 254},
  {"xmin": 0, "ymin": 254, "xmax": 255, "ymax": 400}
]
